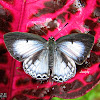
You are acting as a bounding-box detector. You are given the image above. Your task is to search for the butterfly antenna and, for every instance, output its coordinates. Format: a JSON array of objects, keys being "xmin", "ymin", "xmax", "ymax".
[
  {"xmin": 54, "ymin": 23, "xmax": 68, "ymax": 38},
  {"xmin": 34, "ymin": 24, "xmax": 49, "ymax": 38}
]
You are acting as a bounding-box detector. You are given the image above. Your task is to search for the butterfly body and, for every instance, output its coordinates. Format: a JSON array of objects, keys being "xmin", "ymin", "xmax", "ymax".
[
  {"xmin": 4, "ymin": 32, "xmax": 94, "ymax": 82},
  {"xmin": 48, "ymin": 37, "xmax": 56, "ymax": 68}
]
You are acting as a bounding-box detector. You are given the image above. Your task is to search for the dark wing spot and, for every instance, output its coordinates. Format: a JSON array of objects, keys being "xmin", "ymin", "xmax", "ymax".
[
  {"xmin": 16, "ymin": 57, "xmax": 20, "ymax": 60},
  {"xmin": 43, "ymin": 76, "xmax": 46, "ymax": 79},
  {"xmin": 59, "ymin": 78, "xmax": 63, "ymax": 81},
  {"xmin": 26, "ymin": 39, "xmax": 28, "ymax": 42},
  {"xmin": 54, "ymin": 77, "xmax": 58, "ymax": 81},
  {"xmin": 37, "ymin": 75, "xmax": 41, "ymax": 79}
]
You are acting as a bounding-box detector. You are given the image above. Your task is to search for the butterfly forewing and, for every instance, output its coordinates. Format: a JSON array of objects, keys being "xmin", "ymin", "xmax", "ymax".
[
  {"xmin": 56, "ymin": 33, "xmax": 94, "ymax": 65},
  {"xmin": 4, "ymin": 32, "xmax": 47, "ymax": 61}
]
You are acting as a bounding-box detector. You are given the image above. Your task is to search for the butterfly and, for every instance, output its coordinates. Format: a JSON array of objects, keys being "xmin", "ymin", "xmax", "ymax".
[{"xmin": 4, "ymin": 32, "xmax": 94, "ymax": 82}]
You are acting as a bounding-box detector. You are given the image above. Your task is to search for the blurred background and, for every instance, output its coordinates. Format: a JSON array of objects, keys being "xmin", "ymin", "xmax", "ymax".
[{"xmin": 52, "ymin": 83, "xmax": 100, "ymax": 100}]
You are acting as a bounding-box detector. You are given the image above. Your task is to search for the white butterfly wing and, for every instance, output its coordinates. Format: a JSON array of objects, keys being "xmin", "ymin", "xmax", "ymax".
[
  {"xmin": 56, "ymin": 33, "xmax": 94, "ymax": 65},
  {"xmin": 23, "ymin": 49, "xmax": 50, "ymax": 80},
  {"xmin": 52, "ymin": 33, "xmax": 94, "ymax": 82},
  {"xmin": 4, "ymin": 32, "xmax": 47, "ymax": 61},
  {"xmin": 52, "ymin": 50, "xmax": 76, "ymax": 82},
  {"xmin": 4, "ymin": 32, "xmax": 50, "ymax": 80}
]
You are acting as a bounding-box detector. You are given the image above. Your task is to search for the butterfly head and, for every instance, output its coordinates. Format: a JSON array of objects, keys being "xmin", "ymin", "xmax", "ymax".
[{"xmin": 49, "ymin": 36, "xmax": 55, "ymax": 41}]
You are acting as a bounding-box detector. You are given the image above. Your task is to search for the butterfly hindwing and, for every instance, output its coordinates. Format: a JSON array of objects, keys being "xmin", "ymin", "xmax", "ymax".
[
  {"xmin": 52, "ymin": 50, "xmax": 76, "ymax": 82},
  {"xmin": 56, "ymin": 33, "xmax": 94, "ymax": 65},
  {"xmin": 4, "ymin": 32, "xmax": 47, "ymax": 61},
  {"xmin": 23, "ymin": 49, "xmax": 50, "ymax": 80}
]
